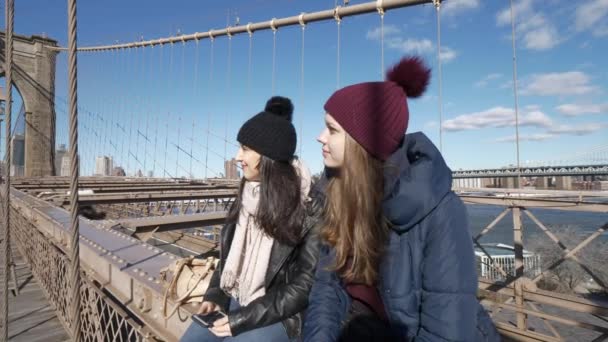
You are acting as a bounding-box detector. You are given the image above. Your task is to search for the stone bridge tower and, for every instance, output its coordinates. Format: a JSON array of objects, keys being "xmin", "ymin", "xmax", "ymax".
[{"xmin": 0, "ymin": 32, "xmax": 58, "ymax": 176}]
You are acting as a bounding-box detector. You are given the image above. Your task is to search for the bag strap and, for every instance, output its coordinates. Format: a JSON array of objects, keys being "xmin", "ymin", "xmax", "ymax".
[{"xmin": 162, "ymin": 258, "xmax": 190, "ymax": 319}]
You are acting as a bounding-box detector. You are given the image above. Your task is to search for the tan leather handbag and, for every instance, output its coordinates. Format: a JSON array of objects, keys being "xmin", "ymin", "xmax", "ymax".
[{"xmin": 160, "ymin": 255, "xmax": 218, "ymax": 319}]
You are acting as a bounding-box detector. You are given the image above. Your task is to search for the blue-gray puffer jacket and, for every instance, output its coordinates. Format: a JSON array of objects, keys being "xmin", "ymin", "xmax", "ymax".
[{"xmin": 302, "ymin": 132, "xmax": 500, "ymax": 341}]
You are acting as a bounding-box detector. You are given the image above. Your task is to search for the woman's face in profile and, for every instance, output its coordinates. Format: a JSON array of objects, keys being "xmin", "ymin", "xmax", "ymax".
[
  {"xmin": 236, "ymin": 145, "xmax": 261, "ymax": 181},
  {"xmin": 318, "ymin": 113, "xmax": 346, "ymax": 168}
]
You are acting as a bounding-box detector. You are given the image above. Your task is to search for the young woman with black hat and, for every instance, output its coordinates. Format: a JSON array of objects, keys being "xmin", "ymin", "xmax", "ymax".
[{"xmin": 181, "ymin": 97, "xmax": 321, "ymax": 342}]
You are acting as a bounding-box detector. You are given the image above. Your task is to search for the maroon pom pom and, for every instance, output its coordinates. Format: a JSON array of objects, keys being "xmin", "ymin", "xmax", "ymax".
[{"xmin": 385, "ymin": 56, "xmax": 431, "ymax": 98}]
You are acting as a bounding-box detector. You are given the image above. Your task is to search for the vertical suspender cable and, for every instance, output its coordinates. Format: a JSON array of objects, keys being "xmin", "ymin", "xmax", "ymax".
[
  {"xmin": 271, "ymin": 19, "xmax": 277, "ymax": 95},
  {"xmin": 225, "ymin": 34, "xmax": 232, "ymax": 163},
  {"xmin": 205, "ymin": 37, "xmax": 215, "ymax": 180},
  {"xmin": 1, "ymin": 0, "xmax": 15, "ymax": 339},
  {"xmin": 377, "ymin": 0, "xmax": 385, "ymax": 78},
  {"xmin": 434, "ymin": 0, "xmax": 444, "ymax": 154},
  {"xmin": 66, "ymin": 0, "xmax": 82, "ymax": 339},
  {"xmin": 335, "ymin": 7, "xmax": 341, "ymax": 89},
  {"xmin": 299, "ymin": 14, "xmax": 306, "ymax": 158},
  {"xmin": 509, "ymin": 0, "xmax": 522, "ymax": 188},
  {"xmin": 192, "ymin": 39, "xmax": 201, "ymax": 178}
]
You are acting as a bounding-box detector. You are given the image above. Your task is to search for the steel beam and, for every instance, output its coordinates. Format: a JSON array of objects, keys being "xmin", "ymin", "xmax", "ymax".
[
  {"xmin": 116, "ymin": 211, "xmax": 227, "ymax": 237},
  {"xmin": 58, "ymin": 190, "xmax": 237, "ymax": 205}
]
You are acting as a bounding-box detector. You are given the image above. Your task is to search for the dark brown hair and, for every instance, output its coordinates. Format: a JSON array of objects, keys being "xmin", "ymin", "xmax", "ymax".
[{"xmin": 227, "ymin": 156, "xmax": 304, "ymax": 246}]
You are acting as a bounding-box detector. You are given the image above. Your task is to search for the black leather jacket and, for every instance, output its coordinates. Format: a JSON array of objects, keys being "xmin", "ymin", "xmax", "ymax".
[{"xmin": 204, "ymin": 198, "xmax": 322, "ymax": 339}]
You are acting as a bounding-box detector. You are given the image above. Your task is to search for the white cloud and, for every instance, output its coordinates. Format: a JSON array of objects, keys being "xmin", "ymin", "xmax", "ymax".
[
  {"xmin": 442, "ymin": 106, "xmax": 553, "ymax": 132},
  {"xmin": 495, "ymin": 133, "xmax": 554, "ymax": 143},
  {"xmin": 548, "ymin": 124, "xmax": 604, "ymax": 136},
  {"xmin": 366, "ymin": 25, "xmax": 401, "ymax": 41},
  {"xmin": 387, "ymin": 38, "xmax": 434, "ymax": 54},
  {"xmin": 575, "ymin": 0, "xmax": 608, "ymax": 36},
  {"xmin": 365, "ymin": 26, "xmax": 457, "ymax": 62},
  {"xmin": 439, "ymin": 47, "xmax": 457, "ymax": 62},
  {"xmin": 521, "ymin": 71, "xmax": 596, "ymax": 96},
  {"xmin": 522, "ymin": 24, "xmax": 559, "ymax": 50},
  {"xmin": 556, "ymin": 103, "xmax": 608, "ymax": 116},
  {"xmin": 442, "ymin": 0, "xmax": 480, "ymax": 16},
  {"xmin": 496, "ymin": 0, "xmax": 560, "ymax": 50},
  {"xmin": 497, "ymin": 0, "xmax": 532, "ymax": 26},
  {"xmin": 474, "ymin": 73, "xmax": 503, "ymax": 88}
]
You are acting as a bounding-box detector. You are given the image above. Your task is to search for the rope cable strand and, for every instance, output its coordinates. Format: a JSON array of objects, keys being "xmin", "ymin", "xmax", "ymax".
[
  {"xmin": 66, "ymin": 0, "xmax": 83, "ymax": 339},
  {"xmin": 1, "ymin": 0, "xmax": 15, "ymax": 340}
]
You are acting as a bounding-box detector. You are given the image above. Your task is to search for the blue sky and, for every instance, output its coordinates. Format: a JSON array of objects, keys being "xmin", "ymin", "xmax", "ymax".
[{"xmin": 2, "ymin": 0, "xmax": 608, "ymax": 177}]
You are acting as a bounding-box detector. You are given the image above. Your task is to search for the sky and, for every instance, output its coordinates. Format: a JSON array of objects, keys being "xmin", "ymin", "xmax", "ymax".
[{"xmin": 1, "ymin": 0, "xmax": 608, "ymax": 177}]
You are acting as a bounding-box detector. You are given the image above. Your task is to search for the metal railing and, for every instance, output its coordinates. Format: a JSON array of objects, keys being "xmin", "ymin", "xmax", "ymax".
[
  {"xmin": 464, "ymin": 194, "xmax": 608, "ymax": 341},
  {"xmin": 10, "ymin": 205, "xmax": 154, "ymax": 341}
]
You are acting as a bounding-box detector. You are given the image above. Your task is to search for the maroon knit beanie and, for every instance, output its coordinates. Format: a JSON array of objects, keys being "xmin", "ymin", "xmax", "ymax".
[{"xmin": 324, "ymin": 56, "xmax": 431, "ymax": 161}]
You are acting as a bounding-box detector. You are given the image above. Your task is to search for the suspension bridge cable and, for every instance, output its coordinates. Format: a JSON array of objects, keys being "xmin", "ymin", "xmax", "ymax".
[
  {"xmin": 335, "ymin": 7, "xmax": 341, "ymax": 89},
  {"xmin": 66, "ymin": 0, "xmax": 83, "ymax": 338},
  {"xmin": 119, "ymin": 49, "xmax": 127, "ymax": 171},
  {"xmin": 143, "ymin": 45, "xmax": 153, "ymax": 174},
  {"xmin": 271, "ymin": 19, "xmax": 277, "ymax": 95},
  {"xmin": 110, "ymin": 50, "xmax": 119, "ymax": 163},
  {"xmin": 134, "ymin": 46, "xmax": 144, "ymax": 175},
  {"xmin": 153, "ymin": 113, "xmax": 159, "ymax": 176},
  {"xmin": 205, "ymin": 38, "xmax": 215, "ymax": 179},
  {"xmin": 247, "ymin": 25, "xmax": 253, "ymax": 98},
  {"xmin": 434, "ymin": 0, "xmax": 444, "ymax": 153},
  {"xmin": 49, "ymin": 0, "xmax": 433, "ymax": 52},
  {"xmin": 175, "ymin": 42, "xmax": 186, "ymax": 178},
  {"xmin": 164, "ymin": 121, "xmax": 169, "ymax": 178},
  {"xmin": 193, "ymin": 39, "xmax": 201, "ymax": 178},
  {"xmin": 190, "ymin": 121, "xmax": 195, "ymax": 178},
  {"xmin": 1, "ymin": 0, "xmax": 14, "ymax": 339},
  {"xmin": 155, "ymin": 43, "xmax": 164, "ymax": 176},
  {"xmin": 225, "ymin": 33, "xmax": 233, "ymax": 163},
  {"xmin": 299, "ymin": 15, "xmax": 306, "ymax": 158},
  {"xmin": 176, "ymin": 116, "xmax": 181, "ymax": 178},
  {"xmin": 126, "ymin": 48, "xmax": 134, "ymax": 174},
  {"xmin": 377, "ymin": 0, "xmax": 385, "ymax": 77},
  {"xmin": 509, "ymin": 0, "xmax": 522, "ymax": 188}
]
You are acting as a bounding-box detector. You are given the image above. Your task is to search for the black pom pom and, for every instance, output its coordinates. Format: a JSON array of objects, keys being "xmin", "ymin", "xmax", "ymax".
[{"xmin": 265, "ymin": 96, "xmax": 294, "ymax": 122}]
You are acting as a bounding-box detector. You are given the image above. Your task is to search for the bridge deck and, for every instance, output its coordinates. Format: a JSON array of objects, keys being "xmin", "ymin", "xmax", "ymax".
[{"xmin": 1, "ymin": 242, "xmax": 69, "ymax": 342}]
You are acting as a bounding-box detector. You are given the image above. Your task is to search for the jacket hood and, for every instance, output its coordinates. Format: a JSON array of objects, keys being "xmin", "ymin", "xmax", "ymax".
[{"xmin": 382, "ymin": 132, "xmax": 453, "ymax": 233}]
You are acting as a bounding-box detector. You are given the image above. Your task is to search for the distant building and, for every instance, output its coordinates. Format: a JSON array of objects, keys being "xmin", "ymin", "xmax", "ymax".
[
  {"xmin": 147, "ymin": 170, "xmax": 154, "ymax": 178},
  {"xmin": 55, "ymin": 144, "xmax": 67, "ymax": 176},
  {"xmin": 60, "ymin": 155, "xmax": 71, "ymax": 176},
  {"xmin": 592, "ymin": 181, "xmax": 608, "ymax": 191},
  {"xmin": 224, "ymin": 158, "xmax": 238, "ymax": 180},
  {"xmin": 95, "ymin": 156, "xmax": 113, "ymax": 176},
  {"xmin": 111, "ymin": 166, "xmax": 126, "ymax": 177}
]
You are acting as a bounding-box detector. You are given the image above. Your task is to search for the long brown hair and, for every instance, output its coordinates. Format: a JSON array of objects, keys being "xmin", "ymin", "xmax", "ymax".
[{"xmin": 321, "ymin": 134, "xmax": 389, "ymax": 285}]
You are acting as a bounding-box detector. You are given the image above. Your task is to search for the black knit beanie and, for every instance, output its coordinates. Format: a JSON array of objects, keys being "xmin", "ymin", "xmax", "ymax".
[{"xmin": 236, "ymin": 96, "xmax": 297, "ymax": 162}]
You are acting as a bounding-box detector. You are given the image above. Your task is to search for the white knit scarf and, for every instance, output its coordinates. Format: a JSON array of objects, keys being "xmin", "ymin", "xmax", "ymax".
[
  {"xmin": 219, "ymin": 159, "xmax": 312, "ymax": 306},
  {"xmin": 220, "ymin": 181, "xmax": 273, "ymax": 306}
]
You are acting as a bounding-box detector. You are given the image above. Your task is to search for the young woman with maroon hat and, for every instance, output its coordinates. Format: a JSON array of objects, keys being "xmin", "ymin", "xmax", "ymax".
[{"xmin": 303, "ymin": 57, "xmax": 499, "ymax": 342}]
